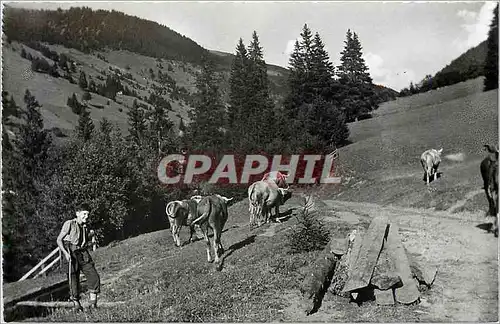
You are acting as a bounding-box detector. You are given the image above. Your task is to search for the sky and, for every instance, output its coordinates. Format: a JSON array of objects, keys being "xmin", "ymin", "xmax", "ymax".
[{"xmin": 6, "ymin": 1, "xmax": 498, "ymax": 91}]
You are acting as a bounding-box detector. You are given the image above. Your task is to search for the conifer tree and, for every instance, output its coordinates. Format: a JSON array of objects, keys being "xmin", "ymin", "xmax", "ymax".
[
  {"xmin": 148, "ymin": 104, "xmax": 174, "ymax": 155},
  {"xmin": 335, "ymin": 29, "xmax": 377, "ymax": 122},
  {"xmin": 186, "ymin": 55, "xmax": 225, "ymax": 152},
  {"xmin": 99, "ymin": 117, "xmax": 113, "ymax": 137},
  {"xmin": 76, "ymin": 105, "xmax": 94, "ymax": 142},
  {"xmin": 3, "ymin": 90, "xmax": 53, "ymax": 280},
  {"xmin": 79, "ymin": 70, "xmax": 88, "ymax": 90},
  {"xmin": 127, "ymin": 99, "xmax": 147, "ymax": 146},
  {"xmin": 247, "ymin": 31, "xmax": 276, "ymax": 150},
  {"xmin": 227, "ymin": 38, "xmax": 249, "ymax": 149},
  {"xmin": 484, "ymin": 3, "xmax": 498, "ymax": 91}
]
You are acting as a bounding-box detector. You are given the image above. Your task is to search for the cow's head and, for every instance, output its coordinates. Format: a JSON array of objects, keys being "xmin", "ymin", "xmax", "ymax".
[
  {"xmin": 484, "ymin": 144, "xmax": 499, "ymax": 162},
  {"xmin": 278, "ymin": 188, "xmax": 293, "ymax": 203},
  {"xmin": 216, "ymin": 194, "xmax": 234, "ymax": 204},
  {"xmin": 190, "ymin": 195, "xmax": 203, "ymax": 204}
]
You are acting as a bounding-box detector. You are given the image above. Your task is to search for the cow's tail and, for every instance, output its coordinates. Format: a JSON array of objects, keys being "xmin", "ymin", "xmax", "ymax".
[
  {"xmin": 191, "ymin": 199, "xmax": 211, "ymax": 226},
  {"xmin": 166, "ymin": 201, "xmax": 178, "ymax": 218},
  {"xmin": 249, "ymin": 184, "xmax": 262, "ymax": 225}
]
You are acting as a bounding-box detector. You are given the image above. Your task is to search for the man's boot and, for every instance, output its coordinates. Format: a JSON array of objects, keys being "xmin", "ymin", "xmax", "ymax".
[
  {"xmin": 88, "ymin": 292, "xmax": 98, "ymax": 310},
  {"xmin": 71, "ymin": 299, "xmax": 83, "ymax": 312}
]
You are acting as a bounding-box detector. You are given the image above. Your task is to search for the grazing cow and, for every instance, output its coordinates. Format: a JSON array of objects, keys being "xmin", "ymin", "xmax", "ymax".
[
  {"xmin": 480, "ymin": 144, "xmax": 498, "ymax": 236},
  {"xmin": 420, "ymin": 148, "xmax": 443, "ymax": 185},
  {"xmin": 186, "ymin": 194, "xmax": 233, "ymax": 263},
  {"xmin": 262, "ymin": 171, "xmax": 289, "ymax": 189},
  {"xmin": 165, "ymin": 199, "xmax": 199, "ymax": 247},
  {"xmin": 248, "ymin": 180, "xmax": 293, "ymax": 227}
]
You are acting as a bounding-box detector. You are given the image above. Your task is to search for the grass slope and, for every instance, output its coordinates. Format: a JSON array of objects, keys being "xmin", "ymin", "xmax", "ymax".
[{"xmin": 331, "ymin": 79, "xmax": 497, "ymax": 214}]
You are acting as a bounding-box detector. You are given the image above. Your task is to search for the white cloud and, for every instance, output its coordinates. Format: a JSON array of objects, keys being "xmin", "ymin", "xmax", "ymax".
[
  {"xmin": 284, "ymin": 39, "xmax": 297, "ymax": 56},
  {"xmin": 363, "ymin": 52, "xmax": 416, "ymax": 91},
  {"xmin": 454, "ymin": 2, "xmax": 496, "ymax": 52}
]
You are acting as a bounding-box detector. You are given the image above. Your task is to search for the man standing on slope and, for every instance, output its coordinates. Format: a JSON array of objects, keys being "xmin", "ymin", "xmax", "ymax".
[{"xmin": 57, "ymin": 203, "xmax": 101, "ymax": 311}]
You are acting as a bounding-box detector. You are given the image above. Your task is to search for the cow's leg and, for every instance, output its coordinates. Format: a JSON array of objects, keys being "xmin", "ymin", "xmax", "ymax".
[
  {"xmin": 188, "ymin": 225, "xmax": 196, "ymax": 243},
  {"xmin": 200, "ymin": 223, "xmax": 213, "ymax": 263},
  {"xmin": 486, "ymin": 187, "xmax": 495, "ymax": 216},
  {"xmin": 171, "ymin": 224, "xmax": 180, "ymax": 246},
  {"xmin": 275, "ymin": 205, "xmax": 282, "ymax": 223},
  {"xmin": 174, "ymin": 224, "xmax": 182, "ymax": 247},
  {"xmin": 212, "ymin": 226, "xmax": 223, "ymax": 263},
  {"xmin": 249, "ymin": 204, "xmax": 255, "ymax": 228}
]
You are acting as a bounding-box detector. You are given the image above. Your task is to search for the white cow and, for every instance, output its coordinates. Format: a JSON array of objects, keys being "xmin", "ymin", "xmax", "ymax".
[
  {"xmin": 420, "ymin": 148, "xmax": 443, "ymax": 186},
  {"xmin": 248, "ymin": 180, "xmax": 292, "ymax": 228}
]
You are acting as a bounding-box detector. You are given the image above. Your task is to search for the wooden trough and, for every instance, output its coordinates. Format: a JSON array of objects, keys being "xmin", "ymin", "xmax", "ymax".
[{"xmin": 300, "ymin": 215, "xmax": 437, "ymax": 314}]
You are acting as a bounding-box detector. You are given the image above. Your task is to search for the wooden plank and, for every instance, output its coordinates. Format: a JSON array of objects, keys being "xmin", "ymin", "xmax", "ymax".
[
  {"xmin": 406, "ymin": 249, "xmax": 437, "ymax": 287},
  {"xmin": 34, "ymin": 256, "xmax": 61, "ymax": 279},
  {"xmin": 300, "ymin": 251, "xmax": 337, "ymax": 315},
  {"xmin": 3, "ymin": 274, "xmax": 68, "ymax": 307},
  {"xmin": 15, "ymin": 301, "xmax": 125, "ymax": 308},
  {"xmin": 371, "ymin": 238, "xmax": 402, "ymax": 290},
  {"xmin": 386, "ymin": 222, "xmax": 420, "ymax": 305},
  {"xmin": 342, "ymin": 215, "xmax": 389, "ymax": 293},
  {"xmin": 375, "ymin": 289, "xmax": 395, "ymax": 305},
  {"xmin": 19, "ymin": 247, "xmax": 60, "ymax": 281}
]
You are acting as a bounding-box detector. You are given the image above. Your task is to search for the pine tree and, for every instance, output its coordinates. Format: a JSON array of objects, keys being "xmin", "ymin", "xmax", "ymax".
[
  {"xmin": 484, "ymin": 3, "xmax": 498, "ymax": 91},
  {"xmin": 148, "ymin": 104, "xmax": 174, "ymax": 155},
  {"xmin": 76, "ymin": 105, "xmax": 94, "ymax": 142},
  {"xmin": 186, "ymin": 55, "xmax": 225, "ymax": 152},
  {"xmin": 311, "ymin": 32, "xmax": 335, "ymax": 101},
  {"xmin": 127, "ymin": 99, "xmax": 147, "ymax": 146},
  {"xmin": 79, "ymin": 71, "xmax": 88, "ymax": 90},
  {"xmin": 246, "ymin": 31, "xmax": 276, "ymax": 151},
  {"xmin": 3, "ymin": 90, "xmax": 53, "ymax": 280},
  {"xmin": 227, "ymin": 38, "xmax": 249, "ymax": 149},
  {"xmin": 335, "ymin": 29, "xmax": 377, "ymax": 122},
  {"xmin": 99, "ymin": 117, "xmax": 112, "ymax": 136}
]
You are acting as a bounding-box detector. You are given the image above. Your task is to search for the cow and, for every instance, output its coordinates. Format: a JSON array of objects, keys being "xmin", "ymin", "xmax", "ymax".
[
  {"xmin": 186, "ymin": 194, "xmax": 233, "ymax": 263},
  {"xmin": 262, "ymin": 171, "xmax": 289, "ymax": 189},
  {"xmin": 248, "ymin": 180, "xmax": 292, "ymax": 228},
  {"xmin": 420, "ymin": 148, "xmax": 443, "ymax": 186},
  {"xmin": 165, "ymin": 199, "xmax": 200, "ymax": 247},
  {"xmin": 480, "ymin": 144, "xmax": 498, "ymax": 236}
]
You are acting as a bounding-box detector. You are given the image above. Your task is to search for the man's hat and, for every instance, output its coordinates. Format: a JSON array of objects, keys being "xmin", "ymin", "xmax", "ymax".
[{"xmin": 76, "ymin": 202, "xmax": 91, "ymax": 212}]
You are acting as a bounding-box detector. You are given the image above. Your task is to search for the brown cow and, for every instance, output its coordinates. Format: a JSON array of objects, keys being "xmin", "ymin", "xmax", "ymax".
[
  {"xmin": 480, "ymin": 144, "xmax": 498, "ymax": 236},
  {"xmin": 248, "ymin": 180, "xmax": 292, "ymax": 227},
  {"xmin": 165, "ymin": 199, "xmax": 199, "ymax": 247},
  {"xmin": 186, "ymin": 194, "xmax": 233, "ymax": 263}
]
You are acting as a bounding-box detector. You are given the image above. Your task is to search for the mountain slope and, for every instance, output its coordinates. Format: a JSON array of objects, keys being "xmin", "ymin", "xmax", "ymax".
[{"xmin": 2, "ymin": 5, "xmax": 398, "ymax": 138}]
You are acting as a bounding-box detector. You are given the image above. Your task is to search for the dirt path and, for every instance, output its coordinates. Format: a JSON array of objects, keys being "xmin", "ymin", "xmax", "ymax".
[{"xmin": 281, "ymin": 199, "xmax": 498, "ymax": 322}]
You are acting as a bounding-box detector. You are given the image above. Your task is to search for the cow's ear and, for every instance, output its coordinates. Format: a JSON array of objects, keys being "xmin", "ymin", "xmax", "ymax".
[{"xmin": 438, "ymin": 148, "xmax": 443, "ymax": 154}]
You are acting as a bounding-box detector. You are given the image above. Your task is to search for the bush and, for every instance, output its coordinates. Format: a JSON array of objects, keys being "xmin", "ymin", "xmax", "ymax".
[
  {"xmin": 288, "ymin": 195, "xmax": 330, "ymax": 254},
  {"xmin": 357, "ymin": 113, "xmax": 373, "ymax": 121},
  {"xmin": 82, "ymin": 91, "xmax": 92, "ymax": 101},
  {"xmin": 50, "ymin": 127, "xmax": 67, "ymax": 137}
]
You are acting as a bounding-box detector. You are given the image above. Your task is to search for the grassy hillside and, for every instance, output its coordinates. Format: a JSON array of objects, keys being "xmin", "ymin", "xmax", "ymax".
[{"xmin": 330, "ymin": 81, "xmax": 498, "ymax": 214}]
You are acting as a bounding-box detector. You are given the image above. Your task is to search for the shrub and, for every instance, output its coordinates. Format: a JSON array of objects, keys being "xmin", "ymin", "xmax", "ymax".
[
  {"xmin": 288, "ymin": 195, "xmax": 330, "ymax": 254},
  {"xmin": 82, "ymin": 91, "xmax": 92, "ymax": 101}
]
